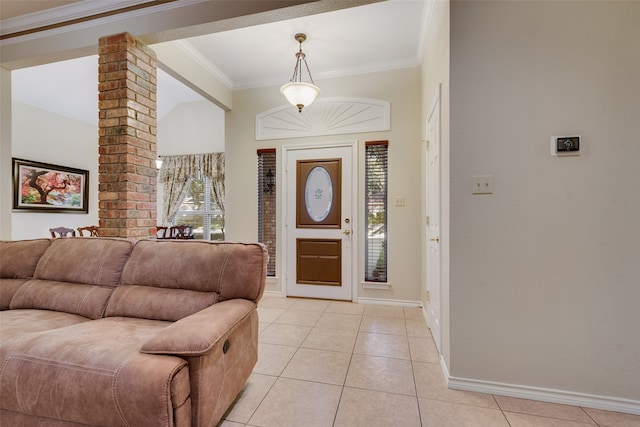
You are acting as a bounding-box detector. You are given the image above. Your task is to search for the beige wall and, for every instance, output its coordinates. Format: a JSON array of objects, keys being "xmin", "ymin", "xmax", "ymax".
[
  {"xmin": 225, "ymin": 67, "xmax": 423, "ymax": 302},
  {"xmin": 10, "ymin": 102, "xmax": 99, "ymax": 240},
  {"xmin": 449, "ymin": 0, "xmax": 640, "ymax": 400}
]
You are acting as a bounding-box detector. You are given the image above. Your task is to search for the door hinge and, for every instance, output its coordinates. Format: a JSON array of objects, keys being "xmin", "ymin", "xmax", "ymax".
[
  {"xmin": 426, "ymin": 216, "xmax": 430, "ymax": 226},
  {"xmin": 426, "ymin": 290, "xmax": 430, "ymax": 303}
]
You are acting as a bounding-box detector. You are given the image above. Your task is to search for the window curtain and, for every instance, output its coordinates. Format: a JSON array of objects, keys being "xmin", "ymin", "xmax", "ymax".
[{"xmin": 158, "ymin": 153, "xmax": 225, "ymax": 224}]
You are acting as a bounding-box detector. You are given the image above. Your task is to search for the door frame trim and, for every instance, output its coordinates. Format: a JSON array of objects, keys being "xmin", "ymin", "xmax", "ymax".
[{"xmin": 281, "ymin": 141, "xmax": 358, "ymax": 301}]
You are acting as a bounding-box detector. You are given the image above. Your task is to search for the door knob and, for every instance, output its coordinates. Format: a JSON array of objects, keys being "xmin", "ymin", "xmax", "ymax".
[
  {"xmin": 343, "ymin": 230, "xmax": 351, "ymax": 235},
  {"xmin": 430, "ymin": 237, "xmax": 440, "ymax": 243}
]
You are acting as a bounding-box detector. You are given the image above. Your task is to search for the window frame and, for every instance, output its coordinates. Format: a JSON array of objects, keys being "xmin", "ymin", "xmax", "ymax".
[{"xmin": 174, "ymin": 176, "xmax": 224, "ymax": 240}]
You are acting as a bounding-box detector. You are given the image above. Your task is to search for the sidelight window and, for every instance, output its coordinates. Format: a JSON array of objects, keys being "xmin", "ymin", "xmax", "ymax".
[
  {"xmin": 257, "ymin": 149, "xmax": 277, "ymax": 276},
  {"xmin": 365, "ymin": 141, "xmax": 388, "ymax": 282}
]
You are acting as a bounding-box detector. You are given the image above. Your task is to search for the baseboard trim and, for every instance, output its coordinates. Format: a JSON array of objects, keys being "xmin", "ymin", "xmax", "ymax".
[
  {"xmin": 447, "ymin": 375, "xmax": 640, "ymax": 415},
  {"xmin": 262, "ymin": 290, "xmax": 284, "ymax": 298},
  {"xmin": 357, "ymin": 296, "xmax": 422, "ymax": 308},
  {"xmin": 262, "ymin": 292, "xmax": 422, "ymax": 307}
]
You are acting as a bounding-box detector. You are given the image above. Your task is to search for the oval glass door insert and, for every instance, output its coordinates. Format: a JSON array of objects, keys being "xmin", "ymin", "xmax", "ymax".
[{"xmin": 305, "ymin": 166, "xmax": 333, "ymax": 222}]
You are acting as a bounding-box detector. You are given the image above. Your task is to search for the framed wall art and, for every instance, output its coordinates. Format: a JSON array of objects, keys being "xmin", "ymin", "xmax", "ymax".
[{"xmin": 13, "ymin": 158, "xmax": 89, "ymax": 213}]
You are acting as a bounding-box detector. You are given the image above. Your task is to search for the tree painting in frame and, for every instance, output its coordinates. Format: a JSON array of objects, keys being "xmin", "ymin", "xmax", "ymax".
[{"xmin": 13, "ymin": 158, "xmax": 89, "ymax": 213}]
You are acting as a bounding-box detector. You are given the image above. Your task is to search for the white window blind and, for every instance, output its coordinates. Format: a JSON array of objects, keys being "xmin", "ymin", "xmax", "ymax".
[{"xmin": 175, "ymin": 177, "xmax": 224, "ymax": 240}]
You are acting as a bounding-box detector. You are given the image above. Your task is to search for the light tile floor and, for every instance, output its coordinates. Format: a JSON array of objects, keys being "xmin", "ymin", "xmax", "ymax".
[{"xmin": 219, "ymin": 297, "xmax": 640, "ymax": 427}]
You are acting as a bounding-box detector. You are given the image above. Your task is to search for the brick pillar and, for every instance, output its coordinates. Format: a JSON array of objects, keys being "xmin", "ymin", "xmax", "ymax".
[{"xmin": 98, "ymin": 32, "xmax": 157, "ymax": 238}]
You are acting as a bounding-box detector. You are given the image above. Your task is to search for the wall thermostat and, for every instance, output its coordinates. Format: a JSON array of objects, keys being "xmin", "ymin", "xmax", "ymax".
[{"xmin": 551, "ymin": 135, "xmax": 580, "ymax": 156}]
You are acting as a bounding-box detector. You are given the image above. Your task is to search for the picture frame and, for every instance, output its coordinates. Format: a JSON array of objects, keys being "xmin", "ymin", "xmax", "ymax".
[{"xmin": 13, "ymin": 158, "xmax": 89, "ymax": 213}]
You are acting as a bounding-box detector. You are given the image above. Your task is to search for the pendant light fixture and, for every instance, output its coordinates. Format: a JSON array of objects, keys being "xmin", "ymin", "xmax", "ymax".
[{"xmin": 280, "ymin": 33, "xmax": 320, "ymax": 113}]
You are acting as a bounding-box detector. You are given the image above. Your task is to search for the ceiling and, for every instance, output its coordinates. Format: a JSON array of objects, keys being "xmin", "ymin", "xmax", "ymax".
[{"xmin": 2, "ymin": 0, "xmax": 428, "ymax": 125}]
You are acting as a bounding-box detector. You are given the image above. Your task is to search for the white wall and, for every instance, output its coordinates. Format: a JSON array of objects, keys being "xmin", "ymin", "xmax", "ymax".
[
  {"xmin": 158, "ymin": 100, "xmax": 224, "ymax": 156},
  {"xmin": 226, "ymin": 68, "xmax": 423, "ymax": 301},
  {"xmin": 0, "ymin": 68, "xmax": 12, "ymax": 239},
  {"xmin": 156, "ymin": 100, "xmax": 225, "ymax": 224},
  {"xmin": 11, "ymin": 102, "xmax": 99, "ymax": 239},
  {"xmin": 450, "ymin": 0, "xmax": 640, "ymax": 403}
]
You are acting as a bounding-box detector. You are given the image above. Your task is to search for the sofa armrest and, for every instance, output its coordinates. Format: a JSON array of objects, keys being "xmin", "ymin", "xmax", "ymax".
[{"xmin": 140, "ymin": 299, "xmax": 255, "ymax": 356}]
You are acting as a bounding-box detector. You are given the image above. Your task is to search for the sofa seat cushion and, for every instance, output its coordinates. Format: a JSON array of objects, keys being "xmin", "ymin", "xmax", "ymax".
[
  {"xmin": 0, "ymin": 317, "xmax": 190, "ymax": 427},
  {"xmin": 0, "ymin": 309, "xmax": 90, "ymax": 342}
]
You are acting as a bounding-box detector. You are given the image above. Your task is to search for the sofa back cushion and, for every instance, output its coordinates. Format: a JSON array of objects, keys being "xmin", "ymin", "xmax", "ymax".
[
  {"xmin": 10, "ymin": 238, "xmax": 134, "ymax": 319},
  {"xmin": 105, "ymin": 240, "xmax": 267, "ymax": 321},
  {"xmin": 34, "ymin": 238, "xmax": 133, "ymax": 285},
  {"xmin": 0, "ymin": 239, "xmax": 52, "ymax": 279},
  {"xmin": 0, "ymin": 239, "xmax": 52, "ymax": 309}
]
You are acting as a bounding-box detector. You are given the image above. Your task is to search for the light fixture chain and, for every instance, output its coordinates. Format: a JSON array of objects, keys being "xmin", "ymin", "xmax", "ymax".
[
  {"xmin": 302, "ymin": 56, "xmax": 315, "ymax": 85},
  {"xmin": 290, "ymin": 57, "xmax": 301, "ymax": 83}
]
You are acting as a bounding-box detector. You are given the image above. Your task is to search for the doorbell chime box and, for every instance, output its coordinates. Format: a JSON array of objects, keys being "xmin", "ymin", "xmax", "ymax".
[{"xmin": 551, "ymin": 135, "xmax": 581, "ymax": 156}]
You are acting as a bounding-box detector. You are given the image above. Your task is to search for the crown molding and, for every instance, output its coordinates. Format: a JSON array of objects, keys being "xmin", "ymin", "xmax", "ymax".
[
  {"xmin": 0, "ymin": 0, "xmax": 209, "ymax": 42},
  {"xmin": 416, "ymin": 0, "xmax": 436, "ymax": 64},
  {"xmin": 169, "ymin": 40, "xmax": 234, "ymax": 90},
  {"xmin": 1, "ymin": 0, "xmax": 149, "ymax": 36}
]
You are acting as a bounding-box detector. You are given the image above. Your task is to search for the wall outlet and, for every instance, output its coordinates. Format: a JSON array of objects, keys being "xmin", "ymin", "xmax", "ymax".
[{"xmin": 394, "ymin": 196, "xmax": 406, "ymax": 207}]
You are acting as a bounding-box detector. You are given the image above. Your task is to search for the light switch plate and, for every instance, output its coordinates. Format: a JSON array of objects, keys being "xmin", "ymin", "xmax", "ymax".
[{"xmin": 472, "ymin": 175, "xmax": 493, "ymax": 194}]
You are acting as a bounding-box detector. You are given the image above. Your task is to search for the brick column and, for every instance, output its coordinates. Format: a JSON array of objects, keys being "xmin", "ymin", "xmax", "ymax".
[{"xmin": 98, "ymin": 32, "xmax": 157, "ymax": 238}]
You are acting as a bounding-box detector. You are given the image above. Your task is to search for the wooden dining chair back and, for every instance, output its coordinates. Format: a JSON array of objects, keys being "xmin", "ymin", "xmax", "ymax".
[
  {"xmin": 77, "ymin": 226, "xmax": 99, "ymax": 237},
  {"xmin": 49, "ymin": 227, "xmax": 76, "ymax": 238},
  {"xmin": 170, "ymin": 225, "xmax": 194, "ymax": 239},
  {"xmin": 156, "ymin": 226, "xmax": 171, "ymax": 239}
]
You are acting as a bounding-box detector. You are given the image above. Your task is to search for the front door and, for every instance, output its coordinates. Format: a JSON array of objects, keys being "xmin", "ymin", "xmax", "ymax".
[{"xmin": 285, "ymin": 145, "xmax": 354, "ymax": 300}]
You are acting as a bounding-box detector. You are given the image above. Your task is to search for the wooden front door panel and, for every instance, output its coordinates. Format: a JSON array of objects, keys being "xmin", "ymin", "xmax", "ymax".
[{"xmin": 296, "ymin": 238, "xmax": 341, "ymax": 286}]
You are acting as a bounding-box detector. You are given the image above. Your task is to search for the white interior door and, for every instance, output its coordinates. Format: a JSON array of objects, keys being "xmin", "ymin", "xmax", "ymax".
[
  {"xmin": 285, "ymin": 144, "xmax": 355, "ymax": 300},
  {"xmin": 426, "ymin": 86, "xmax": 442, "ymax": 352}
]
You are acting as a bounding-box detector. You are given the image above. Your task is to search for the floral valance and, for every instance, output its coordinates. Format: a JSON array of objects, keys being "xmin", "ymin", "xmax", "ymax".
[{"xmin": 159, "ymin": 152, "xmax": 224, "ymax": 184}]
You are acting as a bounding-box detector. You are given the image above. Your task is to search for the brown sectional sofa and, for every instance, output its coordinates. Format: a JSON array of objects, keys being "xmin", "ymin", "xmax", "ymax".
[{"xmin": 0, "ymin": 237, "xmax": 267, "ymax": 427}]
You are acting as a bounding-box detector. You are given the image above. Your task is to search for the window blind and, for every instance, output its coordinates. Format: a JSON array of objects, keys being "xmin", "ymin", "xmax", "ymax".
[{"xmin": 257, "ymin": 149, "xmax": 277, "ymax": 276}]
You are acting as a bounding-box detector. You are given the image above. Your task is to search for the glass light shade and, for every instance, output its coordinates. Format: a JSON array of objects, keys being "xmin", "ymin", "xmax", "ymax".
[
  {"xmin": 155, "ymin": 158, "xmax": 163, "ymax": 169},
  {"xmin": 280, "ymin": 82, "xmax": 320, "ymax": 112}
]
